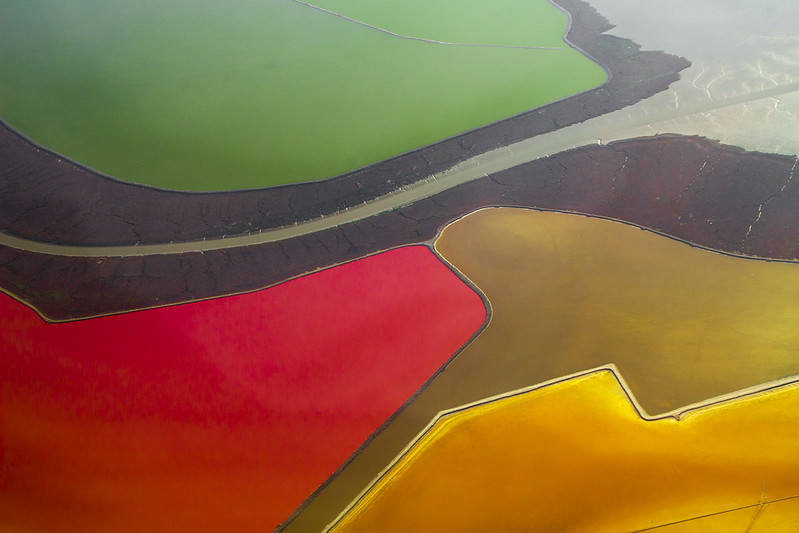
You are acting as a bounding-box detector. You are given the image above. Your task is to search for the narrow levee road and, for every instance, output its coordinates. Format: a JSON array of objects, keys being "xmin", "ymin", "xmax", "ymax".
[{"xmin": 1, "ymin": 78, "xmax": 797, "ymax": 258}]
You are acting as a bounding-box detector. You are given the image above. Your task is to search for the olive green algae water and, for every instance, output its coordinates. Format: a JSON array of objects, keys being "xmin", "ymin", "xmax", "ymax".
[{"xmin": 0, "ymin": 0, "xmax": 605, "ymax": 191}]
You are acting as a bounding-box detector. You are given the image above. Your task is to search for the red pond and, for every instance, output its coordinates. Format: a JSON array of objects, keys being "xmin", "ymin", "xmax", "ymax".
[{"xmin": 0, "ymin": 245, "xmax": 485, "ymax": 532}]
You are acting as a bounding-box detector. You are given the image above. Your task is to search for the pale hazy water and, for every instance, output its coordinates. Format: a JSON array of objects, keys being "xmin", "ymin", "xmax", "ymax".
[{"xmin": 582, "ymin": 0, "xmax": 799, "ymax": 156}]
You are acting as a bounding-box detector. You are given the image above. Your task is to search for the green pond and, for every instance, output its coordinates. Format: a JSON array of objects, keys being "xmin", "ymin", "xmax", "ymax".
[{"xmin": 0, "ymin": 0, "xmax": 606, "ymax": 191}]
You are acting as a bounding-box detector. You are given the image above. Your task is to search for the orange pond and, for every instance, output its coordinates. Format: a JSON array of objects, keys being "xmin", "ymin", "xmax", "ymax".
[
  {"xmin": 0, "ymin": 245, "xmax": 486, "ymax": 532},
  {"xmin": 435, "ymin": 207, "xmax": 799, "ymax": 414}
]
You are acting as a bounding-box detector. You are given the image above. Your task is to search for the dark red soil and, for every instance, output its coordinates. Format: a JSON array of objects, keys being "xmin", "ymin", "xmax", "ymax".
[{"xmin": 2, "ymin": 135, "xmax": 797, "ymax": 321}]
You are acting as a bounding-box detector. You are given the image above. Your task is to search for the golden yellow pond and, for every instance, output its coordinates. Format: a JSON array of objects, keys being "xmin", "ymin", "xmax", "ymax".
[
  {"xmin": 283, "ymin": 207, "xmax": 799, "ymax": 532},
  {"xmin": 329, "ymin": 370, "xmax": 799, "ymax": 532}
]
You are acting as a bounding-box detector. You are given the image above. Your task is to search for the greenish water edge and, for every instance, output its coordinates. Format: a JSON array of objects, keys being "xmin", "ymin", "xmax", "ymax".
[{"xmin": 0, "ymin": 0, "xmax": 606, "ymax": 191}]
